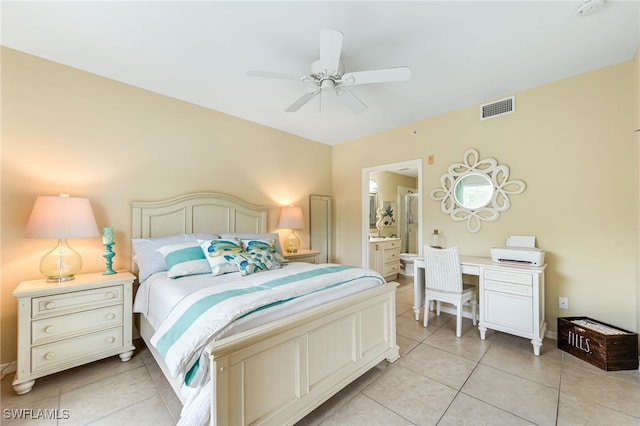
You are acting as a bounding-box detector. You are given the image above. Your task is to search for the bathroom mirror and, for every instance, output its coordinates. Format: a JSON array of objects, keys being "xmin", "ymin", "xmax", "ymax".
[
  {"xmin": 453, "ymin": 173, "xmax": 494, "ymax": 210},
  {"xmin": 431, "ymin": 149, "xmax": 526, "ymax": 232},
  {"xmin": 369, "ymin": 193, "xmax": 378, "ymax": 227}
]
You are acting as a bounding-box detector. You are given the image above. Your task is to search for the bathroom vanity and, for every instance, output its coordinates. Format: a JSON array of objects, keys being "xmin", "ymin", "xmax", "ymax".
[{"xmin": 369, "ymin": 237, "xmax": 401, "ymax": 280}]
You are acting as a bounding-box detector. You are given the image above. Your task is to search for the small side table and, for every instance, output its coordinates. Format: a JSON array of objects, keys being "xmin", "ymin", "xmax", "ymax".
[
  {"xmin": 284, "ymin": 249, "xmax": 321, "ymax": 264},
  {"xmin": 12, "ymin": 271, "xmax": 136, "ymax": 394}
]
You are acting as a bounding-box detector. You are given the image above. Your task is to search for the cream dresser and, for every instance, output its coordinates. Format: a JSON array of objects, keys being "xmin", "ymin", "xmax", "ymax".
[
  {"xmin": 369, "ymin": 238, "xmax": 401, "ymax": 280},
  {"xmin": 12, "ymin": 272, "xmax": 136, "ymax": 394}
]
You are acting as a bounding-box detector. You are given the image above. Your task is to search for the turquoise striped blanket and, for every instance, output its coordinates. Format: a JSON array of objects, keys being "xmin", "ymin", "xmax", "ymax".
[{"xmin": 150, "ymin": 264, "xmax": 384, "ymax": 387}]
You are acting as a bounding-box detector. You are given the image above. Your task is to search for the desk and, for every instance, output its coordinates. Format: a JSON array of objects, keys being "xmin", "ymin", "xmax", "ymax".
[{"xmin": 414, "ymin": 256, "xmax": 547, "ymax": 355}]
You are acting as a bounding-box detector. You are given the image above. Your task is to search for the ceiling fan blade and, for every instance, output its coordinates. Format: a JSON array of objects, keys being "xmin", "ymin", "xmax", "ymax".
[
  {"xmin": 319, "ymin": 28, "xmax": 343, "ymax": 75},
  {"xmin": 335, "ymin": 87, "xmax": 367, "ymax": 114},
  {"xmin": 341, "ymin": 67, "xmax": 411, "ymax": 86},
  {"xmin": 246, "ymin": 70, "xmax": 304, "ymax": 81},
  {"xmin": 285, "ymin": 89, "xmax": 320, "ymax": 112}
]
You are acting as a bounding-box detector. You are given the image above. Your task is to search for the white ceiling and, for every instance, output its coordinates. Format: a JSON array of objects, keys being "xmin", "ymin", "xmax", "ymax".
[{"xmin": 2, "ymin": 1, "xmax": 639, "ymax": 145}]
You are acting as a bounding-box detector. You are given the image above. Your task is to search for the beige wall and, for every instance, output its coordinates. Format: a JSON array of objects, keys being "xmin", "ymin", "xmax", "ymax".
[
  {"xmin": 0, "ymin": 48, "xmax": 332, "ymax": 363},
  {"xmin": 2, "ymin": 46, "xmax": 639, "ymax": 365},
  {"xmin": 334, "ymin": 57, "xmax": 639, "ymax": 336}
]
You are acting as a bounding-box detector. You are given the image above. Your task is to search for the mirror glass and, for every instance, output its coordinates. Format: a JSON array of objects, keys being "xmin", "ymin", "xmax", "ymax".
[
  {"xmin": 369, "ymin": 193, "xmax": 378, "ymax": 227},
  {"xmin": 453, "ymin": 173, "xmax": 493, "ymax": 210}
]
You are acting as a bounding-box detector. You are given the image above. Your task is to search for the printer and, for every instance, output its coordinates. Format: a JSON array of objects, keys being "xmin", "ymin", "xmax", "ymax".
[{"xmin": 490, "ymin": 235, "xmax": 545, "ymax": 266}]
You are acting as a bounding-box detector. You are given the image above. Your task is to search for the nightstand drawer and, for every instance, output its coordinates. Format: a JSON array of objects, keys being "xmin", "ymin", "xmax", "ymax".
[
  {"xmin": 31, "ymin": 305, "xmax": 123, "ymax": 345},
  {"xmin": 31, "ymin": 326, "xmax": 124, "ymax": 373},
  {"xmin": 32, "ymin": 285, "xmax": 123, "ymax": 319}
]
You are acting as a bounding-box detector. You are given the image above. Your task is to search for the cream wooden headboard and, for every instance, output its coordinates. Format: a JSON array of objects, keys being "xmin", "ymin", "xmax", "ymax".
[{"xmin": 131, "ymin": 192, "xmax": 267, "ymax": 239}]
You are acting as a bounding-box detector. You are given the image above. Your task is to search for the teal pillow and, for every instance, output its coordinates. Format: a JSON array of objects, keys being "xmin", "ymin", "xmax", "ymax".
[{"xmin": 157, "ymin": 242, "xmax": 211, "ymax": 278}]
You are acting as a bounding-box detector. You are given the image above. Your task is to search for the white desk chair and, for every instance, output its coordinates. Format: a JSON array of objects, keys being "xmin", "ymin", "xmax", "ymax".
[{"xmin": 423, "ymin": 246, "xmax": 477, "ymax": 337}]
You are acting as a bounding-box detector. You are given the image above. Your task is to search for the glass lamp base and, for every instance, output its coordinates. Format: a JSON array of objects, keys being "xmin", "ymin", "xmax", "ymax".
[
  {"xmin": 46, "ymin": 276, "xmax": 75, "ymax": 283},
  {"xmin": 40, "ymin": 238, "xmax": 82, "ymax": 282},
  {"xmin": 286, "ymin": 231, "xmax": 300, "ymax": 253}
]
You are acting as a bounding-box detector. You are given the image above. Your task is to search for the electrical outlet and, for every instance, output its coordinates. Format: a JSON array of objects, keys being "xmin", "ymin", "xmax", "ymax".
[{"xmin": 559, "ymin": 297, "xmax": 569, "ymax": 310}]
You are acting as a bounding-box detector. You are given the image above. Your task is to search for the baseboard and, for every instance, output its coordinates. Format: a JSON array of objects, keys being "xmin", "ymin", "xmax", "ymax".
[{"xmin": 1, "ymin": 361, "xmax": 16, "ymax": 380}]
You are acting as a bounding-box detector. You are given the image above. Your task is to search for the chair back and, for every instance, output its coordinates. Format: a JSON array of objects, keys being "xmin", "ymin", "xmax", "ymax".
[{"xmin": 424, "ymin": 245, "xmax": 463, "ymax": 293}]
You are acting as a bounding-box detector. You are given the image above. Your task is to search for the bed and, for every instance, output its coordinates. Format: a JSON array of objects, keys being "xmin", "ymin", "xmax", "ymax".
[{"xmin": 130, "ymin": 192, "xmax": 400, "ymax": 425}]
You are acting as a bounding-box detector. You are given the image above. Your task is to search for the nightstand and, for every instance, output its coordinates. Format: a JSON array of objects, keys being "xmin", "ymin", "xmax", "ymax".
[
  {"xmin": 284, "ymin": 249, "xmax": 321, "ymax": 263},
  {"xmin": 12, "ymin": 272, "xmax": 136, "ymax": 395}
]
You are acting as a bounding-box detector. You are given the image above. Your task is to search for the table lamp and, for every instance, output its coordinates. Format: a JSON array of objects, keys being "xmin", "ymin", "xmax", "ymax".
[
  {"xmin": 25, "ymin": 194, "xmax": 99, "ymax": 282},
  {"xmin": 278, "ymin": 206, "xmax": 304, "ymax": 253}
]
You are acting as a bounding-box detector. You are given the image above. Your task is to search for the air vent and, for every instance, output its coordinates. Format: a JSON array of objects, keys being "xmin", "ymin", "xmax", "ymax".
[{"xmin": 480, "ymin": 96, "xmax": 515, "ymax": 120}]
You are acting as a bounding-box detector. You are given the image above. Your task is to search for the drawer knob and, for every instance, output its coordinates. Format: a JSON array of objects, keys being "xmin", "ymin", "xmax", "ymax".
[
  {"xmin": 45, "ymin": 352, "xmax": 55, "ymax": 360},
  {"xmin": 106, "ymin": 292, "xmax": 115, "ymax": 299},
  {"xmin": 45, "ymin": 302, "xmax": 56, "ymax": 310},
  {"xmin": 106, "ymin": 337, "xmax": 116, "ymax": 344},
  {"xmin": 106, "ymin": 313, "xmax": 116, "ymax": 320},
  {"xmin": 45, "ymin": 326, "xmax": 55, "ymax": 334}
]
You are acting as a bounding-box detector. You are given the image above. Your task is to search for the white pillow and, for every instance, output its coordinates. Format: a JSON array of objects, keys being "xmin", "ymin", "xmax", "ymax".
[
  {"xmin": 132, "ymin": 233, "xmax": 218, "ymax": 282},
  {"xmin": 157, "ymin": 242, "xmax": 211, "ymax": 278},
  {"xmin": 199, "ymin": 238, "xmax": 243, "ymax": 276}
]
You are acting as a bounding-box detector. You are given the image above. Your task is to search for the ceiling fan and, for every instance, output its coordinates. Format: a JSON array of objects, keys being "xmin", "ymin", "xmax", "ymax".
[{"xmin": 247, "ymin": 28, "xmax": 411, "ymax": 114}]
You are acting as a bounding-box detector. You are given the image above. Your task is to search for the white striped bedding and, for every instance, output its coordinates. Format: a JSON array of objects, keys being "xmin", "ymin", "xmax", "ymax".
[{"xmin": 136, "ymin": 263, "xmax": 385, "ymax": 386}]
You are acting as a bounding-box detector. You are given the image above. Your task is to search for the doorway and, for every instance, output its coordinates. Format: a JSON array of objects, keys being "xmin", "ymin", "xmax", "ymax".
[{"xmin": 361, "ymin": 159, "xmax": 423, "ymax": 269}]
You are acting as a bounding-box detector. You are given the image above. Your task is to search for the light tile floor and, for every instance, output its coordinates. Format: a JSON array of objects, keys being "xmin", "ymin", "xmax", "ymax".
[{"xmin": 2, "ymin": 275, "xmax": 639, "ymax": 425}]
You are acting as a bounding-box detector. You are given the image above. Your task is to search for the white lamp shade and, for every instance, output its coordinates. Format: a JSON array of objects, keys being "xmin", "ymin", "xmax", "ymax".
[
  {"xmin": 278, "ymin": 206, "xmax": 304, "ymax": 229},
  {"xmin": 25, "ymin": 195, "xmax": 99, "ymax": 239}
]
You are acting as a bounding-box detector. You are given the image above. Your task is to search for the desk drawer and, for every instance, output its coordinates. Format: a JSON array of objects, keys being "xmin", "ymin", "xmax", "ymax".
[
  {"xmin": 484, "ymin": 280, "xmax": 533, "ymax": 297},
  {"xmin": 31, "ymin": 305, "xmax": 123, "ymax": 345},
  {"xmin": 461, "ymin": 265, "xmax": 480, "ymax": 275},
  {"xmin": 32, "ymin": 285, "xmax": 123, "ymax": 319},
  {"xmin": 484, "ymin": 269, "xmax": 532, "ymax": 285},
  {"xmin": 31, "ymin": 326, "xmax": 123, "ymax": 373}
]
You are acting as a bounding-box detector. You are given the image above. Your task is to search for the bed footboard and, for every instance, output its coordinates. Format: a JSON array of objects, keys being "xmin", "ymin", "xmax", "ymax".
[{"xmin": 207, "ymin": 281, "xmax": 399, "ymax": 425}]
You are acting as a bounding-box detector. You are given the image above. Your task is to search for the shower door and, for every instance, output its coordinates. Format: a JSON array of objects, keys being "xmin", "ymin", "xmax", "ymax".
[{"xmin": 400, "ymin": 192, "xmax": 419, "ymax": 254}]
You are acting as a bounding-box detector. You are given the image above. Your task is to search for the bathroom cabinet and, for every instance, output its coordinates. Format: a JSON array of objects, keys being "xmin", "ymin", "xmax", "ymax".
[{"xmin": 369, "ymin": 238, "xmax": 401, "ymax": 280}]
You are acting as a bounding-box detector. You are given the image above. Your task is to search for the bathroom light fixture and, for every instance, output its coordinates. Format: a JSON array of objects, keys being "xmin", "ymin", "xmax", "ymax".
[
  {"xmin": 369, "ymin": 178, "xmax": 378, "ymax": 193},
  {"xmin": 278, "ymin": 205, "xmax": 304, "ymax": 253},
  {"xmin": 25, "ymin": 194, "xmax": 99, "ymax": 282}
]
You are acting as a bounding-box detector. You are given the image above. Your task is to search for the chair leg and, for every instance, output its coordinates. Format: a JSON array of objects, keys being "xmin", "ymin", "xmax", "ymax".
[
  {"xmin": 436, "ymin": 301, "xmax": 441, "ymax": 316},
  {"xmin": 456, "ymin": 304, "xmax": 463, "ymax": 337}
]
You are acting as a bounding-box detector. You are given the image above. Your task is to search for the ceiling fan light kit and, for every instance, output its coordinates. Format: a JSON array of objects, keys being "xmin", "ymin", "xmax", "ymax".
[
  {"xmin": 577, "ymin": 0, "xmax": 605, "ymax": 16},
  {"xmin": 248, "ymin": 28, "xmax": 411, "ymax": 114}
]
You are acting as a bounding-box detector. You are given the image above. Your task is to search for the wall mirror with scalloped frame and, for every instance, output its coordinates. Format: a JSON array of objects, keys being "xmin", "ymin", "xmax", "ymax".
[{"xmin": 431, "ymin": 149, "xmax": 526, "ymax": 232}]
